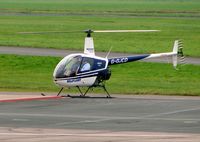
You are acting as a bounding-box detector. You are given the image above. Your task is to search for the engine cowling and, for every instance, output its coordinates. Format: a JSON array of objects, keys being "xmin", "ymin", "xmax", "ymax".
[{"xmin": 94, "ymin": 68, "xmax": 111, "ymax": 86}]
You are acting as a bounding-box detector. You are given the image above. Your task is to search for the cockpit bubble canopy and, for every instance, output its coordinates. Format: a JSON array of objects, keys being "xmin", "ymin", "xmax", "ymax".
[{"xmin": 53, "ymin": 54, "xmax": 107, "ymax": 78}]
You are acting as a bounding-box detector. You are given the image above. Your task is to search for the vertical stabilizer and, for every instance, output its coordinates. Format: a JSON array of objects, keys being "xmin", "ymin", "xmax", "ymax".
[
  {"xmin": 172, "ymin": 40, "xmax": 184, "ymax": 69},
  {"xmin": 172, "ymin": 40, "xmax": 179, "ymax": 68},
  {"xmin": 84, "ymin": 37, "xmax": 95, "ymax": 56}
]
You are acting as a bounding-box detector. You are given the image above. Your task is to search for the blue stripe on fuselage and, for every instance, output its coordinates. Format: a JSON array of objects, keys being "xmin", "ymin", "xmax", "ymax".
[
  {"xmin": 55, "ymin": 72, "xmax": 98, "ymax": 81},
  {"xmin": 108, "ymin": 54, "xmax": 150, "ymax": 65}
]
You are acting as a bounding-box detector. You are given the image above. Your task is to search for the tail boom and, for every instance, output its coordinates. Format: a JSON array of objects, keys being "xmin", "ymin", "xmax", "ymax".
[
  {"xmin": 108, "ymin": 40, "xmax": 183, "ymax": 68},
  {"xmin": 108, "ymin": 52, "xmax": 174, "ymax": 65},
  {"xmin": 145, "ymin": 52, "xmax": 176, "ymax": 59}
]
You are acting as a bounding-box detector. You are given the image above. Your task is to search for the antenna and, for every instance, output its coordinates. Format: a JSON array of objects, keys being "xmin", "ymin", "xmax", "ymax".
[{"xmin": 106, "ymin": 46, "xmax": 113, "ymax": 58}]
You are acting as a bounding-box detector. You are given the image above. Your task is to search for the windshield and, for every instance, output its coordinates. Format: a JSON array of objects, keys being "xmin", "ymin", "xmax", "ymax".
[{"xmin": 54, "ymin": 55, "xmax": 82, "ymax": 78}]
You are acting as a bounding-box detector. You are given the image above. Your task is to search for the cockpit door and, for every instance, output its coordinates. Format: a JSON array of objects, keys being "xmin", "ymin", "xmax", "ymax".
[{"xmin": 77, "ymin": 57, "xmax": 107, "ymax": 74}]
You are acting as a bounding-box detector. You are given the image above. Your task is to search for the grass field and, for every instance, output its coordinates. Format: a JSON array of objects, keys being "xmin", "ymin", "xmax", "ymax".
[
  {"xmin": 0, "ymin": 0, "xmax": 200, "ymax": 15},
  {"xmin": 0, "ymin": 55, "xmax": 199, "ymax": 96},
  {"xmin": 0, "ymin": 0, "xmax": 200, "ymax": 57}
]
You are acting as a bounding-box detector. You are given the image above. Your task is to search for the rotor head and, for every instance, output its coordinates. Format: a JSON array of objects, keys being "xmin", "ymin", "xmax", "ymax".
[{"xmin": 84, "ymin": 29, "xmax": 94, "ymax": 37}]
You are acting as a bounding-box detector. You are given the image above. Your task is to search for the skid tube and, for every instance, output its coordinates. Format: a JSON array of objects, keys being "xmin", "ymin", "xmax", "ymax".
[{"xmin": 75, "ymin": 84, "xmax": 111, "ymax": 98}]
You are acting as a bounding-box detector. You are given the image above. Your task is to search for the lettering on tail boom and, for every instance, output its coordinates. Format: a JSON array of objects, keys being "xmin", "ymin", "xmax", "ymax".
[{"xmin": 108, "ymin": 55, "xmax": 150, "ymax": 65}]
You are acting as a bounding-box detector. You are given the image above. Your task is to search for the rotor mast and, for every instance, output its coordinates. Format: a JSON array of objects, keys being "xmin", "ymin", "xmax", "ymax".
[{"xmin": 84, "ymin": 29, "xmax": 95, "ymax": 56}]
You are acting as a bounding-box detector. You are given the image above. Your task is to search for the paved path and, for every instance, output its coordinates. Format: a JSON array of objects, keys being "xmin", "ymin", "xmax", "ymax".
[
  {"xmin": 0, "ymin": 46, "xmax": 200, "ymax": 65},
  {"xmin": 0, "ymin": 93, "xmax": 199, "ymax": 141}
]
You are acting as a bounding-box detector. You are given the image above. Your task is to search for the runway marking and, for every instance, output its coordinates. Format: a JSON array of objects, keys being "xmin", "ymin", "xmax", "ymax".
[
  {"xmin": 0, "ymin": 110, "xmax": 199, "ymax": 123},
  {"xmin": 0, "ymin": 132, "xmax": 197, "ymax": 137},
  {"xmin": 54, "ymin": 119, "xmax": 110, "ymax": 126},
  {"xmin": 140, "ymin": 107, "xmax": 200, "ymax": 118},
  {"xmin": 12, "ymin": 119, "xmax": 29, "ymax": 122},
  {"xmin": 0, "ymin": 107, "xmax": 199, "ymax": 126},
  {"xmin": 183, "ymin": 121, "xmax": 199, "ymax": 124}
]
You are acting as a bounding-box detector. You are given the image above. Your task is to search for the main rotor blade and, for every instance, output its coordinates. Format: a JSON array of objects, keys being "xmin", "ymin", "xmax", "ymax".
[
  {"xmin": 18, "ymin": 29, "xmax": 160, "ymax": 34},
  {"xmin": 18, "ymin": 31, "xmax": 80, "ymax": 34},
  {"xmin": 94, "ymin": 30, "xmax": 160, "ymax": 33}
]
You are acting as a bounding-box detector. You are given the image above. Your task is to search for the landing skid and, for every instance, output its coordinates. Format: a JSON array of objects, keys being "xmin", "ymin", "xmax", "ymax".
[
  {"xmin": 54, "ymin": 85, "xmax": 111, "ymax": 98},
  {"xmin": 66, "ymin": 95, "xmax": 113, "ymax": 99},
  {"xmin": 76, "ymin": 84, "xmax": 111, "ymax": 98},
  {"xmin": 40, "ymin": 87, "xmax": 64, "ymax": 97},
  {"xmin": 54, "ymin": 83, "xmax": 111, "ymax": 98}
]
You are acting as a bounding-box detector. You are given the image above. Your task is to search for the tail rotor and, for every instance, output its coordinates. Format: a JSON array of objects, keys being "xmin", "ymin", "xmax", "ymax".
[{"xmin": 172, "ymin": 40, "xmax": 185, "ymax": 69}]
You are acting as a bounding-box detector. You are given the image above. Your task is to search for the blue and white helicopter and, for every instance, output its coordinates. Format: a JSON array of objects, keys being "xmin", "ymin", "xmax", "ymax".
[{"xmin": 51, "ymin": 29, "xmax": 184, "ymax": 98}]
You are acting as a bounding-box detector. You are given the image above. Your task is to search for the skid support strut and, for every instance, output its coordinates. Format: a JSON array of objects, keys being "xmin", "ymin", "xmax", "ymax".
[
  {"xmin": 77, "ymin": 86, "xmax": 84, "ymax": 96},
  {"xmin": 102, "ymin": 85, "xmax": 111, "ymax": 98},
  {"xmin": 57, "ymin": 87, "xmax": 64, "ymax": 96}
]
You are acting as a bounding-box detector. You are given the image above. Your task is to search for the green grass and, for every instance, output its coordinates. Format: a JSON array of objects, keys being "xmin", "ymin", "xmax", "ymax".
[
  {"xmin": 0, "ymin": 15, "xmax": 200, "ymax": 57},
  {"xmin": 0, "ymin": 0, "xmax": 200, "ymax": 15},
  {"xmin": 109, "ymin": 63, "xmax": 200, "ymax": 95},
  {"xmin": 0, "ymin": 55, "xmax": 58, "ymax": 92},
  {"xmin": 0, "ymin": 54, "xmax": 199, "ymax": 96},
  {"xmin": 0, "ymin": 0, "xmax": 200, "ymax": 57}
]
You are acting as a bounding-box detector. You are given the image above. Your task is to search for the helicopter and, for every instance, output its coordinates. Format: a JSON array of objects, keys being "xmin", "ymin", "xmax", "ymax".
[
  {"xmin": 20, "ymin": 29, "xmax": 184, "ymax": 98},
  {"xmin": 52, "ymin": 29, "xmax": 185, "ymax": 98}
]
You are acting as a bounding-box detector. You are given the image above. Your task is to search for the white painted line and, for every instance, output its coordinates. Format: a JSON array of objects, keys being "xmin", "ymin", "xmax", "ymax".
[
  {"xmin": 0, "ymin": 112, "xmax": 199, "ymax": 122},
  {"xmin": 54, "ymin": 119, "xmax": 110, "ymax": 126},
  {"xmin": 0, "ymin": 132, "xmax": 196, "ymax": 137},
  {"xmin": 12, "ymin": 119, "xmax": 29, "ymax": 122},
  {"xmin": 183, "ymin": 121, "xmax": 199, "ymax": 124},
  {"xmin": 141, "ymin": 107, "xmax": 200, "ymax": 118}
]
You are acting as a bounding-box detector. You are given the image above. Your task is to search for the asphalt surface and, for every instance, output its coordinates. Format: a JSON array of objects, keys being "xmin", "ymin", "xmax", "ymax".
[
  {"xmin": 1, "ymin": 46, "xmax": 200, "ymax": 65},
  {"xmin": 0, "ymin": 46, "xmax": 200, "ymax": 141},
  {"xmin": 0, "ymin": 93, "xmax": 199, "ymax": 141}
]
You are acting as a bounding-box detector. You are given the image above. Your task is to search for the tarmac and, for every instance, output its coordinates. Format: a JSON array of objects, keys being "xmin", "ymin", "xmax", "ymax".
[
  {"xmin": 0, "ymin": 46, "xmax": 200, "ymax": 141},
  {"xmin": 0, "ymin": 92, "xmax": 199, "ymax": 142}
]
